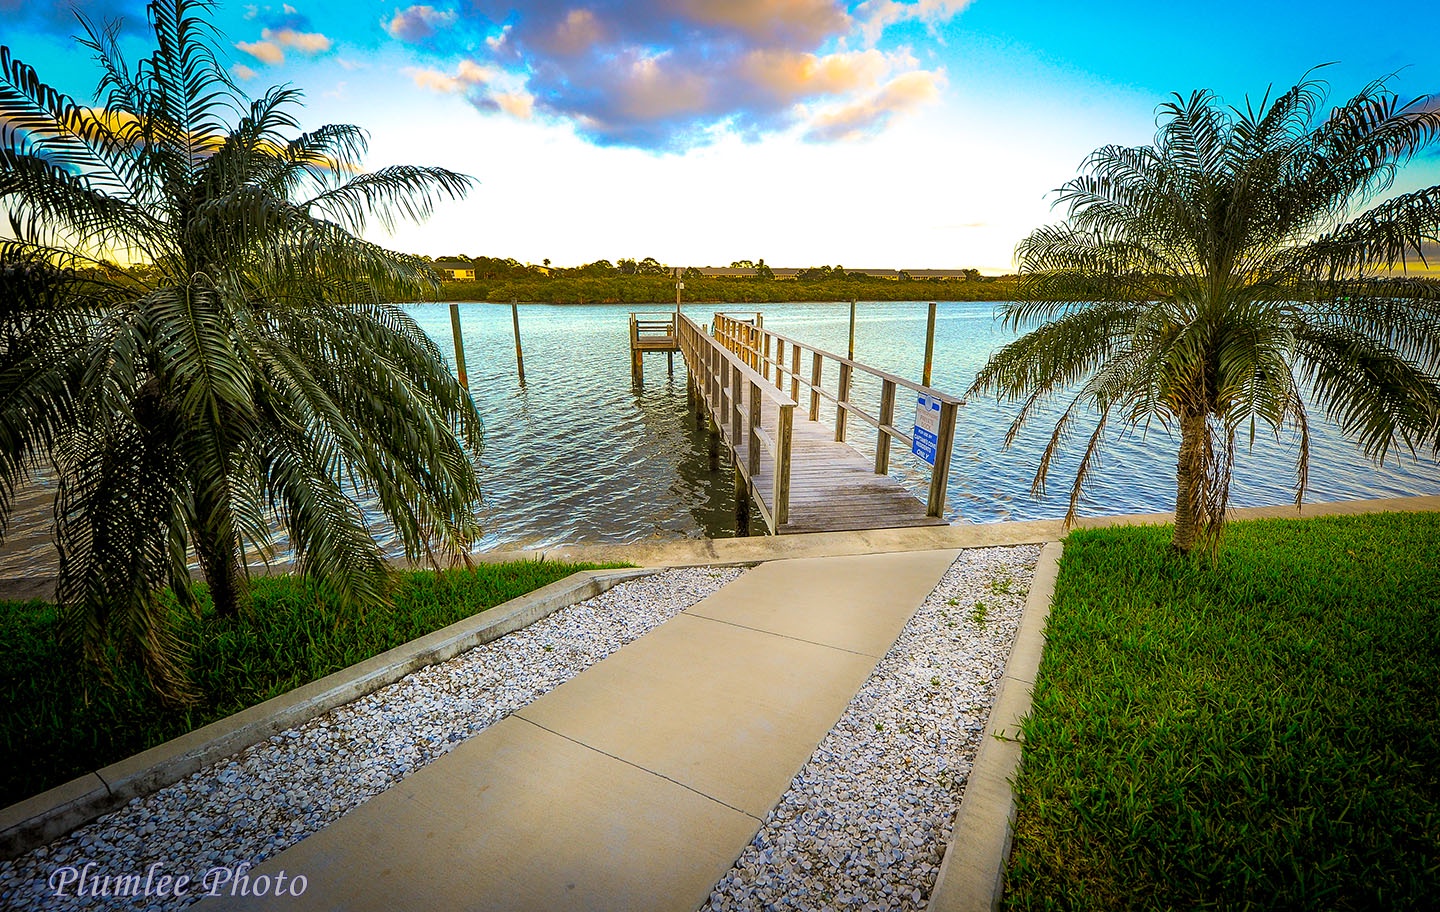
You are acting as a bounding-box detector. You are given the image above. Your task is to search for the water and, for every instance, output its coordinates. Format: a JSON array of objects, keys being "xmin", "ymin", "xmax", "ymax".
[
  {"xmin": 414, "ymin": 300, "xmax": 1440, "ymax": 547},
  {"xmin": 2, "ymin": 301, "xmax": 1436, "ymax": 574}
]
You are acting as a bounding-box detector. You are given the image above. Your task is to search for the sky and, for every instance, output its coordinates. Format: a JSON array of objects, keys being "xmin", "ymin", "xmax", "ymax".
[{"xmin": 3, "ymin": 0, "xmax": 1439, "ymax": 272}]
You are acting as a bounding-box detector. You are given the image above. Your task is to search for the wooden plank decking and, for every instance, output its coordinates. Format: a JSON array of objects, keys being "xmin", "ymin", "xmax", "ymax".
[
  {"xmin": 678, "ymin": 313, "xmax": 957, "ymax": 536},
  {"xmin": 744, "ymin": 402, "xmax": 947, "ymax": 535}
]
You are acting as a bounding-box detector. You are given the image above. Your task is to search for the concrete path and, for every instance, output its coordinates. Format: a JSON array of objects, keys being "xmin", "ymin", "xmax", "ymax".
[{"xmin": 197, "ymin": 548, "xmax": 960, "ymax": 912}]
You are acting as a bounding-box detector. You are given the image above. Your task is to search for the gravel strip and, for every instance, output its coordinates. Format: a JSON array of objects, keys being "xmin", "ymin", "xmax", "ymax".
[
  {"xmin": 703, "ymin": 544, "xmax": 1043, "ymax": 912},
  {"xmin": 0, "ymin": 566, "xmax": 744, "ymax": 912}
]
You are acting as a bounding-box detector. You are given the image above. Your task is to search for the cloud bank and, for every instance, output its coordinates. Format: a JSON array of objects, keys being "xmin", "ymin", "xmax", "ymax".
[
  {"xmin": 386, "ymin": 0, "xmax": 970, "ymax": 149},
  {"xmin": 234, "ymin": 5, "xmax": 333, "ymax": 69},
  {"xmin": 0, "ymin": 0, "xmax": 149, "ymax": 37}
]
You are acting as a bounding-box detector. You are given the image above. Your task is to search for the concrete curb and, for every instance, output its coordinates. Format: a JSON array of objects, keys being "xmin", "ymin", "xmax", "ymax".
[
  {"xmin": 928, "ymin": 539, "xmax": 1064, "ymax": 912},
  {"xmin": 0, "ymin": 567, "xmax": 655, "ymax": 861}
]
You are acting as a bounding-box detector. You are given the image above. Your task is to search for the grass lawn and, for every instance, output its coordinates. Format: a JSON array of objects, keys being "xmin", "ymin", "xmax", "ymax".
[
  {"xmin": 1004, "ymin": 512, "xmax": 1440, "ymax": 910},
  {"xmin": 0, "ymin": 560, "xmax": 627, "ymax": 807}
]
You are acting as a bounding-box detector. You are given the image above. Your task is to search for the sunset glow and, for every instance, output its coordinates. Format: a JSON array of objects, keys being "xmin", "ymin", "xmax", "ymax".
[{"xmin": 3, "ymin": 0, "xmax": 1437, "ymax": 270}]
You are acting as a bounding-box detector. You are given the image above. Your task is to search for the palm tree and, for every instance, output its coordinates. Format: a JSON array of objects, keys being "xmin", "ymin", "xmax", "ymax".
[
  {"xmin": 969, "ymin": 70, "xmax": 1440, "ymax": 553},
  {"xmin": 0, "ymin": 0, "xmax": 483, "ymax": 696}
]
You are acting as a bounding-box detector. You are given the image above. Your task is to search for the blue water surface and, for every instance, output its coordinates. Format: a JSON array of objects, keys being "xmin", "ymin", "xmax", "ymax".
[{"xmin": 407, "ymin": 301, "xmax": 1440, "ymax": 550}]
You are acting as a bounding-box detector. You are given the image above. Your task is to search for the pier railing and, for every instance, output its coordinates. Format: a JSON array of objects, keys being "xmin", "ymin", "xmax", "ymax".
[
  {"xmin": 712, "ymin": 311, "xmax": 962, "ymax": 517},
  {"xmin": 678, "ymin": 313, "xmax": 795, "ymax": 530},
  {"xmin": 629, "ymin": 312, "xmax": 679, "ymax": 381}
]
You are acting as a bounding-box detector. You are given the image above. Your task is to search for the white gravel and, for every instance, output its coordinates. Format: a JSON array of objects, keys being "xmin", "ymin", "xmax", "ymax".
[
  {"xmin": 1, "ymin": 545, "xmax": 1043, "ymax": 912},
  {"xmin": 702, "ymin": 543, "xmax": 1042, "ymax": 911},
  {"xmin": 0, "ymin": 566, "xmax": 744, "ymax": 912}
]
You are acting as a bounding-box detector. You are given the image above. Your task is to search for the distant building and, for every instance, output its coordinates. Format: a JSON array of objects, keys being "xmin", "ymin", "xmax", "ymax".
[
  {"xmin": 433, "ymin": 259, "xmax": 476, "ymax": 281},
  {"xmin": 685, "ymin": 267, "xmax": 979, "ymax": 280}
]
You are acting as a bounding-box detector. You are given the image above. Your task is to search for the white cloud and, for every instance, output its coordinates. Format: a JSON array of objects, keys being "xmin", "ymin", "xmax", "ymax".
[
  {"xmin": 804, "ymin": 68, "xmax": 946, "ymax": 141},
  {"xmin": 267, "ymin": 27, "xmax": 331, "ymax": 54},
  {"xmin": 236, "ymin": 26, "xmax": 333, "ymax": 67},
  {"xmin": 235, "ymin": 39, "xmax": 284, "ymax": 65},
  {"xmin": 385, "ymin": 5, "xmax": 458, "ymax": 42},
  {"xmin": 854, "ymin": 0, "xmax": 973, "ymax": 46},
  {"xmin": 406, "ymin": 61, "xmax": 491, "ymax": 93}
]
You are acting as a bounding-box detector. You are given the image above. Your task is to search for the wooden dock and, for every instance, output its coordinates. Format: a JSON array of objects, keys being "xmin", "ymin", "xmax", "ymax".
[
  {"xmin": 672, "ymin": 311, "xmax": 963, "ymax": 535},
  {"xmin": 628, "ymin": 312, "xmax": 680, "ymax": 381}
]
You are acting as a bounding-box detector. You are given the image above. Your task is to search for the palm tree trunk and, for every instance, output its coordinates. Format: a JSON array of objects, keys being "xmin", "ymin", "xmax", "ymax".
[
  {"xmin": 194, "ymin": 485, "xmax": 251, "ymax": 617},
  {"xmin": 198, "ymin": 533, "xmax": 250, "ymax": 617},
  {"xmin": 1172, "ymin": 410, "xmax": 1208, "ymax": 553}
]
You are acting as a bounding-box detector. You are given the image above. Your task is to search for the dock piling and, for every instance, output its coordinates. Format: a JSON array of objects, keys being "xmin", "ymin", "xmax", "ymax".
[
  {"xmin": 511, "ymin": 299, "xmax": 526, "ymax": 385},
  {"xmin": 448, "ymin": 303, "xmax": 468, "ymax": 389},
  {"xmin": 922, "ymin": 301, "xmax": 937, "ymax": 388},
  {"xmin": 733, "ymin": 465, "xmax": 750, "ymax": 535},
  {"xmin": 848, "ymin": 298, "xmax": 857, "ymax": 360}
]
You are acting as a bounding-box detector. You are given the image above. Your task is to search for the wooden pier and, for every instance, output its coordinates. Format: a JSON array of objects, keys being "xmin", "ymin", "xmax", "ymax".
[
  {"xmin": 673, "ymin": 311, "xmax": 963, "ymax": 535},
  {"xmin": 628, "ymin": 312, "xmax": 680, "ymax": 381}
]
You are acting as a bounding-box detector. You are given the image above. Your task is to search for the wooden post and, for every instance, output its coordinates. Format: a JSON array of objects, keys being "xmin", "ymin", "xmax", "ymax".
[
  {"xmin": 791, "ymin": 344, "xmax": 801, "ymax": 402},
  {"xmin": 848, "ymin": 298, "xmax": 857, "ymax": 361},
  {"xmin": 926, "ymin": 399, "xmax": 960, "ymax": 517},
  {"xmin": 809, "ymin": 352, "xmax": 823, "ymax": 422},
  {"xmin": 734, "ymin": 464, "xmax": 750, "ymax": 535},
  {"xmin": 694, "ymin": 343, "xmax": 707, "ymax": 429},
  {"xmin": 922, "ymin": 301, "xmax": 937, "ymax": 388},
  {"xmin": 748, "ymin": 380, "xmax": 762, "ymax": 481},
  {"xmin": 708, "ymin": 415, "xmax": 720, "ymax": 471},
  {"xmin": 712, "ymin": 347, "xmax": 723, "ymax": 422},
  {"xmin": 731, "ymin": 370, "xmax": 743, "ymax": 451},
  {"xmin": 448, "ymin": 303, "xmax": 468, "ymax": 389},
  {"xmin": 875, "ymin": 378, "xmax": 896, "ymax": 474},
  {"xmin": 629, "ymin": 314, "xmax": 642, "ymax": 383},
  {"xmin": 774, "ymin": 405, "xmax": 793, "ymax": 526},
  {"xmin": 512, "ymin": 300, "xmax": 526, "ymax": 385},
  {"xmin": 835, "ymin": 362, "xmax": 852, "ymax": 442}
]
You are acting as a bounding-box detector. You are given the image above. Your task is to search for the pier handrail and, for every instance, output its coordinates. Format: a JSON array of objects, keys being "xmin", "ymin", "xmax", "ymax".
[
  {"xmin": 677, "ymin": 313, "xmax": 795, "ymax": 530},
  {"xmin": 629, "ymin": 312, "xmax": 677, "ymax": 340},
  {"xmin": 712, "ymin": 311, "xmax": 962, "ymax": 517},
  {"xmin": 629, "ymin": 312, "xmax": 680, "ymax": 381}
]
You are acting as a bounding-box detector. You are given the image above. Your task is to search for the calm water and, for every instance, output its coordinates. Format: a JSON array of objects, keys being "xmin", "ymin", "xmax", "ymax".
[
  {"xmin": 2, "ymin": 301, "xmax": 1436, "ymax": 573},
  {"xmin": 411, "ymin": 301, "xmax": 1440, "ymax": 550}
]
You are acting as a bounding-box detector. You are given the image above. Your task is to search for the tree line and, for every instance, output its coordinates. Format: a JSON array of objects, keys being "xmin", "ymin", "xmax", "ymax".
[{"xmin": 428, "ymin": 273, "xmax": 1022, "ymax": 304}]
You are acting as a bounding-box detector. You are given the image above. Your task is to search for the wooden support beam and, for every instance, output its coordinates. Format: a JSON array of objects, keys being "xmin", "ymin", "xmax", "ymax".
[
  {"xmin": 511, "ymin": 300, "xmax": 526, "ymax": 385},
  {"xmin": 449, "ymin": 303, "xmax": 469, "ymax": 389},
  {"xmin": 875, "ymin": 378, "xmax": 896, "ymax": 474},
  {"xmin": 927, "ymin": 399, "xmax": 959, "ymax": 517}
]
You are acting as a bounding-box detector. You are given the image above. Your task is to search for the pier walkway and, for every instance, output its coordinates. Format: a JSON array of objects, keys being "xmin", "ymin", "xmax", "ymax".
[{"xmin": 667, "ymin": 310, "xmax": 964, "ymax": 535}]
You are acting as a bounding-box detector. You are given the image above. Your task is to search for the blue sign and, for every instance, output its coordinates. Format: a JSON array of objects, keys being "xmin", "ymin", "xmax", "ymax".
[{"xmin": 912, "ymin": 393, "xmax": 941, "ymax": 465}]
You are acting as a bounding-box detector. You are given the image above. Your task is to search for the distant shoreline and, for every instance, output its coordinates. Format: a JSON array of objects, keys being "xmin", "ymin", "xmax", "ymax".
[{"xmin": 428, "ymin": 275, "xmax": 1023, "ymax": 305}]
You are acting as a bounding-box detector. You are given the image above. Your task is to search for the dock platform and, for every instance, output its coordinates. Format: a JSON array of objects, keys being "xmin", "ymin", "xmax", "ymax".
[{"xmin": 675, "ymin": 311, "xmax": 962, "ymax": 535}]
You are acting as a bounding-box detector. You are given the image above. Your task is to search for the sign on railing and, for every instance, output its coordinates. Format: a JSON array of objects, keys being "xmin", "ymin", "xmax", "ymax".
[
  {"xmin": 912, "ymin": 393, "xmax": 942, "ymax": 466},
  {"xmin": 711, "ymin": 311, "xmax": 962, "ymax": 518}
]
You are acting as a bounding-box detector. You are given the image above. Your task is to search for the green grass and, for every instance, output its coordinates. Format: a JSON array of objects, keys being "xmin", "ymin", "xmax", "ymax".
[
  {"xmin": 1004, "ymin": 512, "xmax": 1440, "ymax": 910},
  {"xmin": 0, "ymin": 560, "xmax": 626, "ymax": 807}
]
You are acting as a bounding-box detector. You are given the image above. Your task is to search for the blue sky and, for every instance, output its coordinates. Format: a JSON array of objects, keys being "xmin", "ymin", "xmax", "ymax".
[{"xmin": 3, "ymin": 0, "xmax": 1437, "ymax": 270}]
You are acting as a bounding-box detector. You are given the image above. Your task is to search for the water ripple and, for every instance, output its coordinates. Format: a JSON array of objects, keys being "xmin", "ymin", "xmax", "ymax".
[{"xmin": 2, "ymin": 301, "xmax": 1437, "ymax": 575}]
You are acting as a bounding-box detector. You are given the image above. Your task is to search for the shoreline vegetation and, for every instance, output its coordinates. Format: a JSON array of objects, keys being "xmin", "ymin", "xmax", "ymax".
[
  {"xmin": 430, "ymin": 274, "xmax": 1024, "ymax": 304},
  {"xmin": 0, "ymin": 560, "xmax": 626, "ymax": 807}
]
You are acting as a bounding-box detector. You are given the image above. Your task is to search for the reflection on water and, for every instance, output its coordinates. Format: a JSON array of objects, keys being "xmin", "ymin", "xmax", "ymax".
[
  {"xmin": 409, "ymin": 302, "xmax": 771, "ymax": 550},
  {"xmin": 2, "ymin": 301, "xmax": 1438, "ymax": 573}
]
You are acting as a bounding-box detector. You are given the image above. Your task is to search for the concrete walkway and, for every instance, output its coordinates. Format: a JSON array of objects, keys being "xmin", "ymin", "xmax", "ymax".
[{"xmin": 198, "ymin": 548, "xmax": 960, "ymax": 912}]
